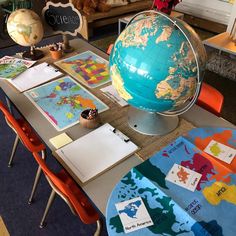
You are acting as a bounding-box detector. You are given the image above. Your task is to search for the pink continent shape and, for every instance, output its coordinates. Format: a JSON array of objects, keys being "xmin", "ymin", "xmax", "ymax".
[{"xmin": 181, "ymin": 153, "xmax": 215, "ymax": 191}]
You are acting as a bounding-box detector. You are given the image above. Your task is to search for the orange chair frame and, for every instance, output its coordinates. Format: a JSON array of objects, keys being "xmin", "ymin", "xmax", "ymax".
[
  {"xmin": 33, "ymin": 152, "xmax": 101, "ymax": 235},
  {"xmin": 197, "ymin": 82, "xmax": 224, "ymax": 116},
  {"xmin": 0, "ymin": 100, "xmax": 46, "ymax": 204}
]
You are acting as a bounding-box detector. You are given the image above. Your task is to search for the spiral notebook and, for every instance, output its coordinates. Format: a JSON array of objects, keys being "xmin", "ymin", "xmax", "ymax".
[
  {"xmin": 8, "ymin": 62, "xmax": 63, "ymax": 92},
  {"xmin": 55, "ymin": 123, "xmax": 139, "ymax": 184}
]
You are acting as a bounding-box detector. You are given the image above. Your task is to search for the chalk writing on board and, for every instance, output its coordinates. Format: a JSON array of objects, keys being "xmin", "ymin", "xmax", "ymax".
[{"xmin": 42, "ymin": 2, "xmax": 83, "ymax": 36}]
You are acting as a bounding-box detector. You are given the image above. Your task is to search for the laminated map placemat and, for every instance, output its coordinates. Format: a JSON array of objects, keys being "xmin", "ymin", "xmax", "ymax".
[
  {"xmin": 106, "ymin": 127, "xmax": 236, "ymax": 236},
  {"xmin": 54, "ymin": 50, "xmax": 110, "ymax": 88},
  {"xmin": 24, "ymin": 76, "xmax": 109, "ymax": 131}
]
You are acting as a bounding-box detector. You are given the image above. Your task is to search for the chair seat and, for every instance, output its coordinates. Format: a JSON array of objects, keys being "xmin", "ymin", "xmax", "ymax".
[
  {"xmin": 56, "ymin": 169, "xmax": 99, "ymax": 224},
  {"xmin": 197, "ymin": 82, "xmax": 224, "ymax": 116},
  {"xmin": 16, "ymin": 118, "xmax": 45, "ymax": 151}
]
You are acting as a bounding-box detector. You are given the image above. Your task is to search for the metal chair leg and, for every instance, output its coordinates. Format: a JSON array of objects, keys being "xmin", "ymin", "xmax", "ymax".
[
  {"xmin": 8, "ymin": 134, "xmax": 19, "ymax": 167},
  {"xmin": 28, "ymin": 150, "xmax": 46, "ymax": 204},
  {"xmin": 39, "ymin": 189, "xmax": 56, "ymax": 228},
  {"xmin": 28, "ymin": 165, "xmax": 42, "ymax": 204},
  {"xmin": 94, "ymin": 219, "xmax": 102, "ymax": 236}
]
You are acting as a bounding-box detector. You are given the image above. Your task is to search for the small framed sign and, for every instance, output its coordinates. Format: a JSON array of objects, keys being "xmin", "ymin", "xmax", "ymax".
[{"xmin": 42, "ymin": 2, "xmax": 83, "ymax": 36}]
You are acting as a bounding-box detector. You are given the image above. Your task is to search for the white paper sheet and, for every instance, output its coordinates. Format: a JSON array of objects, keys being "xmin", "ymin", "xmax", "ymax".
[
  {"xmin": 56, "ymin": 123, "xmax": 138, "ymax": 184},
  {"xmin": 8, "ymin": 62, "xmax": 63, "ymax": 92}
]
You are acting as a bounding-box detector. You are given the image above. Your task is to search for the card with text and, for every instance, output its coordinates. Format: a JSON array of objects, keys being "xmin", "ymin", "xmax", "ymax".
[
  {"xmin": 204, "ymin": 140, "xmax": 236, "ymax": 164},
  {"xmin": 165, "ymin": 164, "xmax": 202, "ymax": 192},
  {"xmin": 115, "ymin": 197, "xmax": 153, "ymax": 233}
]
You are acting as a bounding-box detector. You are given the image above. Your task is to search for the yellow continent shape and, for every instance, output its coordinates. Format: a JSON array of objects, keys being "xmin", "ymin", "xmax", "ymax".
[
  {"xmin": 202, "ymin": 182, "xmax": 236, "ymax": 205},
  {"xmin": 209, "ymin": 143, "xmax": 222, "ymax": 156},
  {"xmin": 110, "ymin": 65, "xmax": 132, "ymax": 101}
]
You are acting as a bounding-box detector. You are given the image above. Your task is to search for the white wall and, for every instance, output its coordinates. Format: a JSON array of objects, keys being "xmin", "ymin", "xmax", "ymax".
[
  {"xmin": 175, "ymin": 0, "xmax": 233, "ymax": 25},
  {"xmin": 227, "ymin": 1, "xmax": 236, "ymax": 32}
]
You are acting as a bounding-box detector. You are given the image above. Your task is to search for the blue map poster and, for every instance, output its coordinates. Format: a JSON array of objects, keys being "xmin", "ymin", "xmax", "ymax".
[
  {"xmin": 24, "ymin": 76, "xmax": 109, "ymax": 131},
  {"xmin": 106, "ymin": 127, "xmax": 236, "ymax": 236}
]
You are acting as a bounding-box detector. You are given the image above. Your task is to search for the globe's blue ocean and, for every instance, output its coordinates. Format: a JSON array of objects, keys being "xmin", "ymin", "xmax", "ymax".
[{"xmin": 109, "ymin": 13, "xmax": 206, "ymax": 113}]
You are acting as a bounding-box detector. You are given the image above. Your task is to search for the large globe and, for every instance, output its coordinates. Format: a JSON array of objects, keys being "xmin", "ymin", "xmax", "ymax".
[
  {"xmin": 7, "ymin": 9, "xmax": 44, "ymax": 47},
  {"xmin": 110, "ymin": 11, "xmax": 207, "ymax": 113}
]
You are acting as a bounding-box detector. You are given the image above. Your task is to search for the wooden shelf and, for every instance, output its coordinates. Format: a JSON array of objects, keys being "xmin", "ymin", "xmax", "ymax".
[
  {"xmin": 183, "ymin": 14, "xmax": 227, "ymax": 34},
  {"xmin": 80, "ymin": 0, "xmax": 153, "ymax": 40},
  {"xmin": 203, "ymin": 32, "xmax": 236, "ymax": 56}
]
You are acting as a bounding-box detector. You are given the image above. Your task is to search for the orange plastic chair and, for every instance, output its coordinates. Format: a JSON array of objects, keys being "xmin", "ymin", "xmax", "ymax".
[
  {"xmin": 106, "ymin": 43, "xmax": 114, "ymax": 55},
  {"xmin": 197, "ymin": 82, "xmax": 224, "ymax": 116},
  {"xmin": 32, "ymin": 152, "xmax": 101, "ymax": 235},
  {"xmin": 0, "ymin": 100, "xmax": 46, "ymax": 204}
]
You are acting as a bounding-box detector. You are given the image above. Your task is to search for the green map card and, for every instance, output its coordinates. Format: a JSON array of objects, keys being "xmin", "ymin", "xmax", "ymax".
[
  {"xmin": 0, "ymin": 56, "xmax": 36, "ymax": 79},
  {"xmin": 24, "ymin": 76, "xmax": 109, "ymax": 131}
]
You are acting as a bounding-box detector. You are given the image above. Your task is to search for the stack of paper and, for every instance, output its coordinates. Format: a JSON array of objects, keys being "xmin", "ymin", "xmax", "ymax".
[
  {"xmin": 55, "ymin": 123, "xmax": 138, "ymax": 184},
  {"xmin": 8, "ymin": 62, "xmax": 63, "ymax": 92},
  {"xmin": 49, "ymin": 133, "xmax": 73, "ymax": 149}
]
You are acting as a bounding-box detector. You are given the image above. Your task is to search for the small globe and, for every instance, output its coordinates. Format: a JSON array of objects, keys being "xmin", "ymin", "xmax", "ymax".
[
  {"xmin": 110, "ymin": 11, "xmax": 207, "ymax": 114},
  {"xmin": 7, "ymin": 9, "xmax": 44, "ymax": 47}
]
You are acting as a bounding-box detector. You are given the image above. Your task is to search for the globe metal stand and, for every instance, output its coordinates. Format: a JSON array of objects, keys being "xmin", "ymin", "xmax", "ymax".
[
  {"xmin": 22, "ymin": 45, "xmax": 44, "ymax": 60},
  {"xmin": 128, "ymin": 107, "xmax": 179, "ymax": 136},
  {"xmin": 62, "ymin": 35, "xmax": 74, "ymax": 53}
]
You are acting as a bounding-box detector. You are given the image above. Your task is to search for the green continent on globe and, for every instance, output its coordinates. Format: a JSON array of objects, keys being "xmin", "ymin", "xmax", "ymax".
[
  {"xmin": 15, "ymin": 23, "xmax": 32, "ymax": 43},
  {"xmin": 7, "ymin": 9, "xmax": 44, "ymax": 47}
]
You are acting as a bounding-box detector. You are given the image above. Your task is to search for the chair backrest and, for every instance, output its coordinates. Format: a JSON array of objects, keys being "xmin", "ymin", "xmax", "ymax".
[
  {"xmin": 32, "ymin": 152, "xmax": 99, "ymax": 225},
  {"xmin": 0, "ymin": 100, "xmax": 45, "ymax": 152},
  {"xmin": 106, "ymin": 43, "xmax": 114, "ymax": 55},
  {"xmin": 197, "ymin": 82, "xmax": 224, "ymax": 116}
]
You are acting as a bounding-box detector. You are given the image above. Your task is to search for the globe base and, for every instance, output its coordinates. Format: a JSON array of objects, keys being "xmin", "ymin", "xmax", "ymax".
[
  {"xmin": 128, "ymin": 107, "xmax": 179, "ymax": 136},
  {"xmin": 23, "ymin": 49, "xmax": 44, "ymax": 60}
]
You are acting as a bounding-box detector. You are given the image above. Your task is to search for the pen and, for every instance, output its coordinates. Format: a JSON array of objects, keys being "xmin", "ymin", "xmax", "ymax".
[
  {"xmin": 102, "ymin": 92, "xmax": 118, "ymax": 104},
  {"xmin": 106, "ymin": 91, "xmax": 120, "ymax": 102}
]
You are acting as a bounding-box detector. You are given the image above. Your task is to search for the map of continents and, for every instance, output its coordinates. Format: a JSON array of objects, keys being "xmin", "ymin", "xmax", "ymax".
[
  {"xmin": 25, "ymin": 77, "xmax": 108, "ymax": 131},
  {"xmin": 106, "ymin": 128, "xmax": 236, "ymax": 235},
  {"xmin": 108, "ymin": 167, "xmax": 220, "ymax": 236}
]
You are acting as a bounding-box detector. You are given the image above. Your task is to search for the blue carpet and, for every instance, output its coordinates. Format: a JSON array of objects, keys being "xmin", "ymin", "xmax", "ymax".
[{"xmin": 0, "ymin": 90, "xmax": 108, "ymax": 235}]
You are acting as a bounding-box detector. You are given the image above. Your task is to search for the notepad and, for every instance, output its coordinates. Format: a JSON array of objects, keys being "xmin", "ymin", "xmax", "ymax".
[
  {"xmin": 55, "ymin": 123, "xmax": 139, "ymax": 184},
  {"xmin": 49, "ymin": 133, "xmax": 73, "ymax": 149},
  {"xmin": 8, "ymin": 62, "xmax": 63, "ymax": 92}
]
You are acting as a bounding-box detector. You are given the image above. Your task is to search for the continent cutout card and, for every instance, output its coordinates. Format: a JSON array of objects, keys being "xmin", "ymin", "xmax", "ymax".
[
  {"xmin": 24, "ymin": 76, "xmax": 109, "ymax": 131},
  {"xmin": 106, "ymin": 128, "xmax": 236, "ymax": 236},
  {"xmin": 165, "ymin": 163, "xmax": 202, "ymax": 192},
  {"xmin": 204, "ymin": 140, "xmax": 236, "ymax": 164},
  {"xmin": 115, "ymin": 197, "xmax": 153, "ymax": 233},
  {"xmin": 55, "ymin": 51, "xmax": 110, "ymax": 88}
]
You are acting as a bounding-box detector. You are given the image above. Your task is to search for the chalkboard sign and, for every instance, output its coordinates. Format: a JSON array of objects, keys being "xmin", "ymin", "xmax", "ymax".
[{"xmin": 42, "ymin": 2, "xmax": 83, "ymax": 36}]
